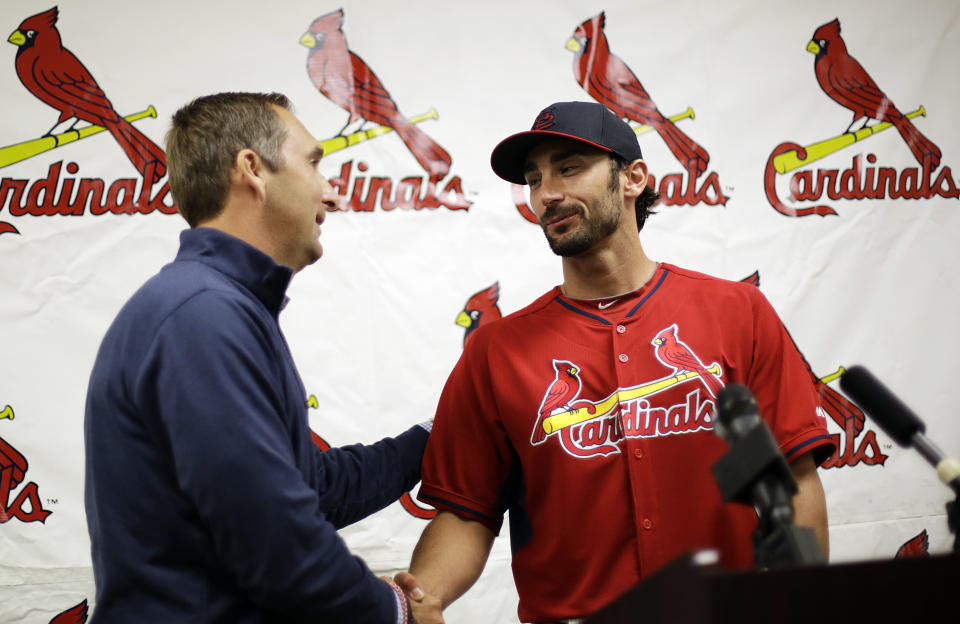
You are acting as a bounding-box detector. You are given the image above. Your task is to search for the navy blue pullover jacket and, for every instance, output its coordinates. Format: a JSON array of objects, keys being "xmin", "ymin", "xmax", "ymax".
[{"xmin": 85, "ymin": 228, "xmax": 426, "ymax": 622}]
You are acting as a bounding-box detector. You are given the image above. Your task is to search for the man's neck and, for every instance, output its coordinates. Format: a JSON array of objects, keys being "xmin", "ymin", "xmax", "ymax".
[
  {"xmin": 559, "ymin": 236, "xmax": 656, "ymax": 299},
  {"xmin": 201, "ymin": 199, "xmax": 299, "ymax": 273}
]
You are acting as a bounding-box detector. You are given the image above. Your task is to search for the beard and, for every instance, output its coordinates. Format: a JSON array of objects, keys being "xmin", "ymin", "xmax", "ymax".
[{"xmin": 540, "ymin": 169, "xmax": 622, "ymax": 257}]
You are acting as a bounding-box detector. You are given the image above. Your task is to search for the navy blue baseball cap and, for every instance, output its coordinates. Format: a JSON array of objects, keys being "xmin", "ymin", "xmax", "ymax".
[{"xmin": 490, "ymin": 101, "xmax": 643, "ymax": 185}]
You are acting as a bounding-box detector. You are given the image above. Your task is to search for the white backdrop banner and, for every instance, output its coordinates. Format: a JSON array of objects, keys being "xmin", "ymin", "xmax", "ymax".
[{"xmin": 1, "ymin": 0, "xmax": 958, "ymax": 621}]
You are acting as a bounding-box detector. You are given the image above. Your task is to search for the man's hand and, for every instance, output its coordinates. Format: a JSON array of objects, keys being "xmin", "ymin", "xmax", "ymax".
[{"xmin": 394, "ymin": 571, "xmax": 444, "ymax": 624}]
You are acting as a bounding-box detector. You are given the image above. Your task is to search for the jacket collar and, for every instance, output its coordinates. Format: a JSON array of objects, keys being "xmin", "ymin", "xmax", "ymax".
[{"xmin": 176, "ymin": 227, "xmax": 293, "ymax": 316}]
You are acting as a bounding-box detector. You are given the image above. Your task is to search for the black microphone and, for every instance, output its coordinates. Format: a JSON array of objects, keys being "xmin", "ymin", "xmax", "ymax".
[
  {"xmin": 840, "ymin": 365, "xmax": 960, "ymax": 494},
  {"xmin": 713, "ymin": 384, "xmax": 796, "ymax": 516},
  {"xmin": 711, "ymin": 383, "xmax": 825, "ymax": 567},
  {"xmin": 715, "ymin": 383, "xmax": 766, "ymax": 442}
]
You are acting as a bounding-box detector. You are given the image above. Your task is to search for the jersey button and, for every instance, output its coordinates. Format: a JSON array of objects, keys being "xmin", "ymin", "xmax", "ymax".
[
  {"xmin": 633, "ymin": 448, "xmax": 644, "ymax": 459},
  {"xmin": 618, "ymin": 353, "xmax": 629, "ymax": 363},
  {"xmin": 642, "ymin": 518, "xmax": 653, "ymax": 530},
  {"xmin": 616, "ymin": 324, "xmax": 626, "ymax": 334}
]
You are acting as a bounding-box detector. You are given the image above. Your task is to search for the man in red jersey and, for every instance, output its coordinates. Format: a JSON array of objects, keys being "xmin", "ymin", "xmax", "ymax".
[{"xmin": 399, "ymin": 102, "xmax": 833, "ymax": 623}]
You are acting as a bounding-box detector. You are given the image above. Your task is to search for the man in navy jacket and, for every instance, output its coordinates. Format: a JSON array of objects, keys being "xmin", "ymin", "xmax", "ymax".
[{"xmin": 84, "ymin": 92, "xmax": 441, "ymax": 623}]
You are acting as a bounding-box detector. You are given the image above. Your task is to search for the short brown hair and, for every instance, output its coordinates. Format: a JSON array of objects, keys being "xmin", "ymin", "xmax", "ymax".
[
  {"xmin": 165, "ymin": 92, "xmax": 291, "ymax": 227},
  {"xmin": 610, "ymin": 155, "xmax": 659, "ymax": 231}
]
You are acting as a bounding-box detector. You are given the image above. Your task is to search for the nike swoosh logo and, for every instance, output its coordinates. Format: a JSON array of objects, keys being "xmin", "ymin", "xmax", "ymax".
[{"xmin": 598, "ymin": 300, "xmax": 619, "ymax": 310}]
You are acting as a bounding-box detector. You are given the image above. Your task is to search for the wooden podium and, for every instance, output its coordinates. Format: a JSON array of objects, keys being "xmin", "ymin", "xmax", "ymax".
[{"xmin": 585, "ymin": 551, "xmax": 960, "ymax": 623}]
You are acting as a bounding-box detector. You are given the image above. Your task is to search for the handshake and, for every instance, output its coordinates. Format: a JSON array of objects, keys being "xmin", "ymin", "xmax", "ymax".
[{"xmin": 383, "ymin": 571, "xmax": 445, "ymax": 624}]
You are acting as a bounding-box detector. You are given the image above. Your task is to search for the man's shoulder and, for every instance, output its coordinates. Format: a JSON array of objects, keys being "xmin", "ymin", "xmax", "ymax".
[
  {"xmin": 664, "ymin": 263, "xmax": 739, "ymax": 285},
  {"xmin": 662, "ymin": 263, "xmax": 762, "ymax": 299},
  {"xmin": 456, "ymin": 287, "xmax": 560, "ymax": 355},
  {"xmin": 505, "ymin": 287, "xmax": 561, "ymax": 320},
  {"xmin": 133, "ymin": 259, "xmax": 228, "ymax": 310},
  {"xmin": 474, "ymin": 287, "xmax": 558, "ymax": 331},
  {"xmin": 112, "ymin": 258, "xmax": 255, "ymax": 340}
]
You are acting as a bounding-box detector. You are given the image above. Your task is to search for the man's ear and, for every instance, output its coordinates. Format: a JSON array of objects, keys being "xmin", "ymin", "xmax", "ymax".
[
  {"xmin": 232, "ymin": 148, "xmax": 268, "ymax": 204},
  {"xmin": 622, "ymin": 159, "xmax": 650, "ymax": 199}
]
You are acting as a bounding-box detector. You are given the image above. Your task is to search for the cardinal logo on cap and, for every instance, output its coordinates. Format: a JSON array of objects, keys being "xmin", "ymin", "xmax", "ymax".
[{"xmin": 533, "ymin": 109, "xmax": 556, "ymax": 130}]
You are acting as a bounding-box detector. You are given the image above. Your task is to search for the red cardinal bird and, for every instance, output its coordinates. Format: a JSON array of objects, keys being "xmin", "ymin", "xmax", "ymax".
[
  {"xmin": 455, "ymin": 282, "xmax": 502, "ymax": 347},
  {"xmin": 301, "ymin": 9, "xmax": 451, "ymax": 178},
  {"xmin": 532, "ymin": 360, "xmax": 582, "ymax": 444},
  {"xmin": 895, "ymin": 530, "xmax": 930, "ymax": 559},
  {"xmin": 652, "ymin": 324, "xmax": 723, "ymax": 398},
  {"xmin": 567, "ymin": 12, "xmax": 709, "ymax": 177},
  {"xmin": 49, "ymin": 599, "xmax": 88, "ymax": 624},
  {"xmin": 739, "ymin": 270, "xmax": 760, "ymax": 288},
  {"xmin": 816, "ymin": 371, "xmax": 865, "ymax": 436},
  {"xmin": 0, "ymin": 433, "xmax": 28, "ymax": 491},
  {"xmin": 808, "ymin": 18, "xmax": 941, "ymax": 169},
  {"xmin": 8, "ymin": 7, "xmax": 166, "ymax": 182}
]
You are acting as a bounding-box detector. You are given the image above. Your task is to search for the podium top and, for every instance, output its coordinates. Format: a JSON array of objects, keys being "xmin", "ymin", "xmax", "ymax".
[{"xmin": 585, "ymin": 551, "xmax": 960, "ymax": 623}]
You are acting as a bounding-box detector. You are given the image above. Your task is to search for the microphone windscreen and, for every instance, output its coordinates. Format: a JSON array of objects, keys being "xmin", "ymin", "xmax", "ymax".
[
  {"xmin": 715, "ymin": 384, "xmax": 757, "ymax": 432},
  {"xmin": 839, "ymin": 365, "xmax": 924, "ymax": 445}
]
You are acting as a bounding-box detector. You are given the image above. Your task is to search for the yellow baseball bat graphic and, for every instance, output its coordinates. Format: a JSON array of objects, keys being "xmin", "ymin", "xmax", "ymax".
[
  {"xmin": 0, "ymin": 107, "xmax": 441, "ymax": 169},
  {"xmin": 773, "ymin": 106, "xmax": 927, "ymax": 174},
  {"xmin": 0, "ymin": 106, "xmax": 158, "ymax": 169},
  {"xmin": 633, "ymin": 107, "xmax": 695, "ymax": 137},
  {"xmin": 542, "ymin": 363, "xmax": 722, "ymax": 434},
  {"xmin": 819, "ymin": 366, "xmax": 846, "ymax": 385},
  {"xmin": 320, "ymin": 108, "xmax": 440, "ymax": 156},
  {"xmin": 0, "ymin": 405, "xmax": 14, "ymax": 421}
]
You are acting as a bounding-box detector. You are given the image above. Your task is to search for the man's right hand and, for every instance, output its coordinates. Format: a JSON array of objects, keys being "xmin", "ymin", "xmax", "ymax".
[{"xmin": 394, "ymin": 571, "xmax": 444, "ymax": 624}]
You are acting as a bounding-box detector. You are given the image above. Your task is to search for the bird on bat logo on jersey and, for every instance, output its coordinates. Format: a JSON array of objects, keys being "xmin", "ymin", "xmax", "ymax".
[
  {"xmin": 764, "ymin": 17, "xmax": 956, "ymax": 217},
  {"xmin": 533, "ymin": 325, "xmax": 722, "ymax": 459},
  {"xmin": 299, "ymin": 8, "xmax": 470, "ymax": 214},
  {"xmin": 0, "ymin": 6, "xmax": 175, "ymax": 236}
]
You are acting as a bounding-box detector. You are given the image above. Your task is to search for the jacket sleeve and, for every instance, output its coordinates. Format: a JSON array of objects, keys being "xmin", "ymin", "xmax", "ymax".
[
  {"xmin": 137, "ymin": 293, "xmax": 401, "ymax": 623},
  {"xmin": 315, "ymin": 425, "xmax": 429, "ymax": 529}
]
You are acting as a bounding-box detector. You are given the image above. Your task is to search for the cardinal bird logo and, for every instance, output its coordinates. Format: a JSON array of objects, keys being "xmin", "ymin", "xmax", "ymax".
[
  {"xmin": 764, "ymin": 19, "xmax": 955, "ymax": 216},
  {"xmin": 532, "ymin": 360, "xmax": 583, "ymax": 445},
  {"xmin": 49, "ymin": 599, "xmax": 88, "ymax": 624},
  {"xmin": 807, "ymin": 19, "xmax": 941, "ymax": 170},
  {"xmin": 651, "ymin": 324, "xmax": 724, "ymax": 399},
  {"xmin": 455, "ymin": 282, "xmax": 503, "ymax": 346},
  {"xmin": 7, "ymin": 7, "xmax": 166, "ymax": 182},
  {"xmin": 567, "ymin": 12, "xmax": 709, "ymax": 178},
  {"xmin": 895, "ymin": 529, "xmax": 931, "ymax": 559},
  {"xmin": 301, "ymin": 9, "xmax": 452, "ymax": 178}
]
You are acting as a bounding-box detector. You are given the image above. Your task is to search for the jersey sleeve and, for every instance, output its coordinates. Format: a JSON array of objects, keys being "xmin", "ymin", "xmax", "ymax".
[
  {"xmin": 418, "ymin": 333, "xmax": 516, "ymax": 533},
  {"xmin": 137, "ymin": 292, "xmax": 399, "ymax": 622},
  {"xmin": 744, "ymin": 287, "xmax": 836, "ymax": 465}
]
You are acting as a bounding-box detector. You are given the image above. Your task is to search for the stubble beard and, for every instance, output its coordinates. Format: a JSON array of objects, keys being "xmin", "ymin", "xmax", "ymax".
[{"xmin": 542, "ymin": 173, "xmax": 622, "ymax": 257}]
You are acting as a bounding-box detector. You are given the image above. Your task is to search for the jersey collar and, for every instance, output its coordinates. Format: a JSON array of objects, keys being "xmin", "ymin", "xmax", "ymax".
[{"xmin": 554, "ymin": 263, "xmax": 668, "ymax": 324}]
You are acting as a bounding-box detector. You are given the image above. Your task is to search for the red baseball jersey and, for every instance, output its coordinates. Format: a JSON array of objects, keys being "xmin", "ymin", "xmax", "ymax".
[{"xmin": 419, "ymin": 263, "xmax": 834, "ymax": 623}]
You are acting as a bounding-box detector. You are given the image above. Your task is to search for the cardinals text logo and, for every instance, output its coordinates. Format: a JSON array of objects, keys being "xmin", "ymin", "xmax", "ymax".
[
  {"xmin": 765, "ymin": 18, "xmax": 956, "ymax": 216},
  {"xmin": 300, "ymin": 9, "xmax": 469, "ymax": 213},
  {"xmin": 808, "ymin": 365, "xmax": 886, "ymax": 469},
  {"xmin": 0, "ymin": 404, "xmax": 52, "ymax": 523},
  {"xmin": 533, "ymin": 325, "xmax": 722, "ymax": 459},
  {"xmin": 0, "ymin": 7, "xmax": 175, "ymax": 236}
]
